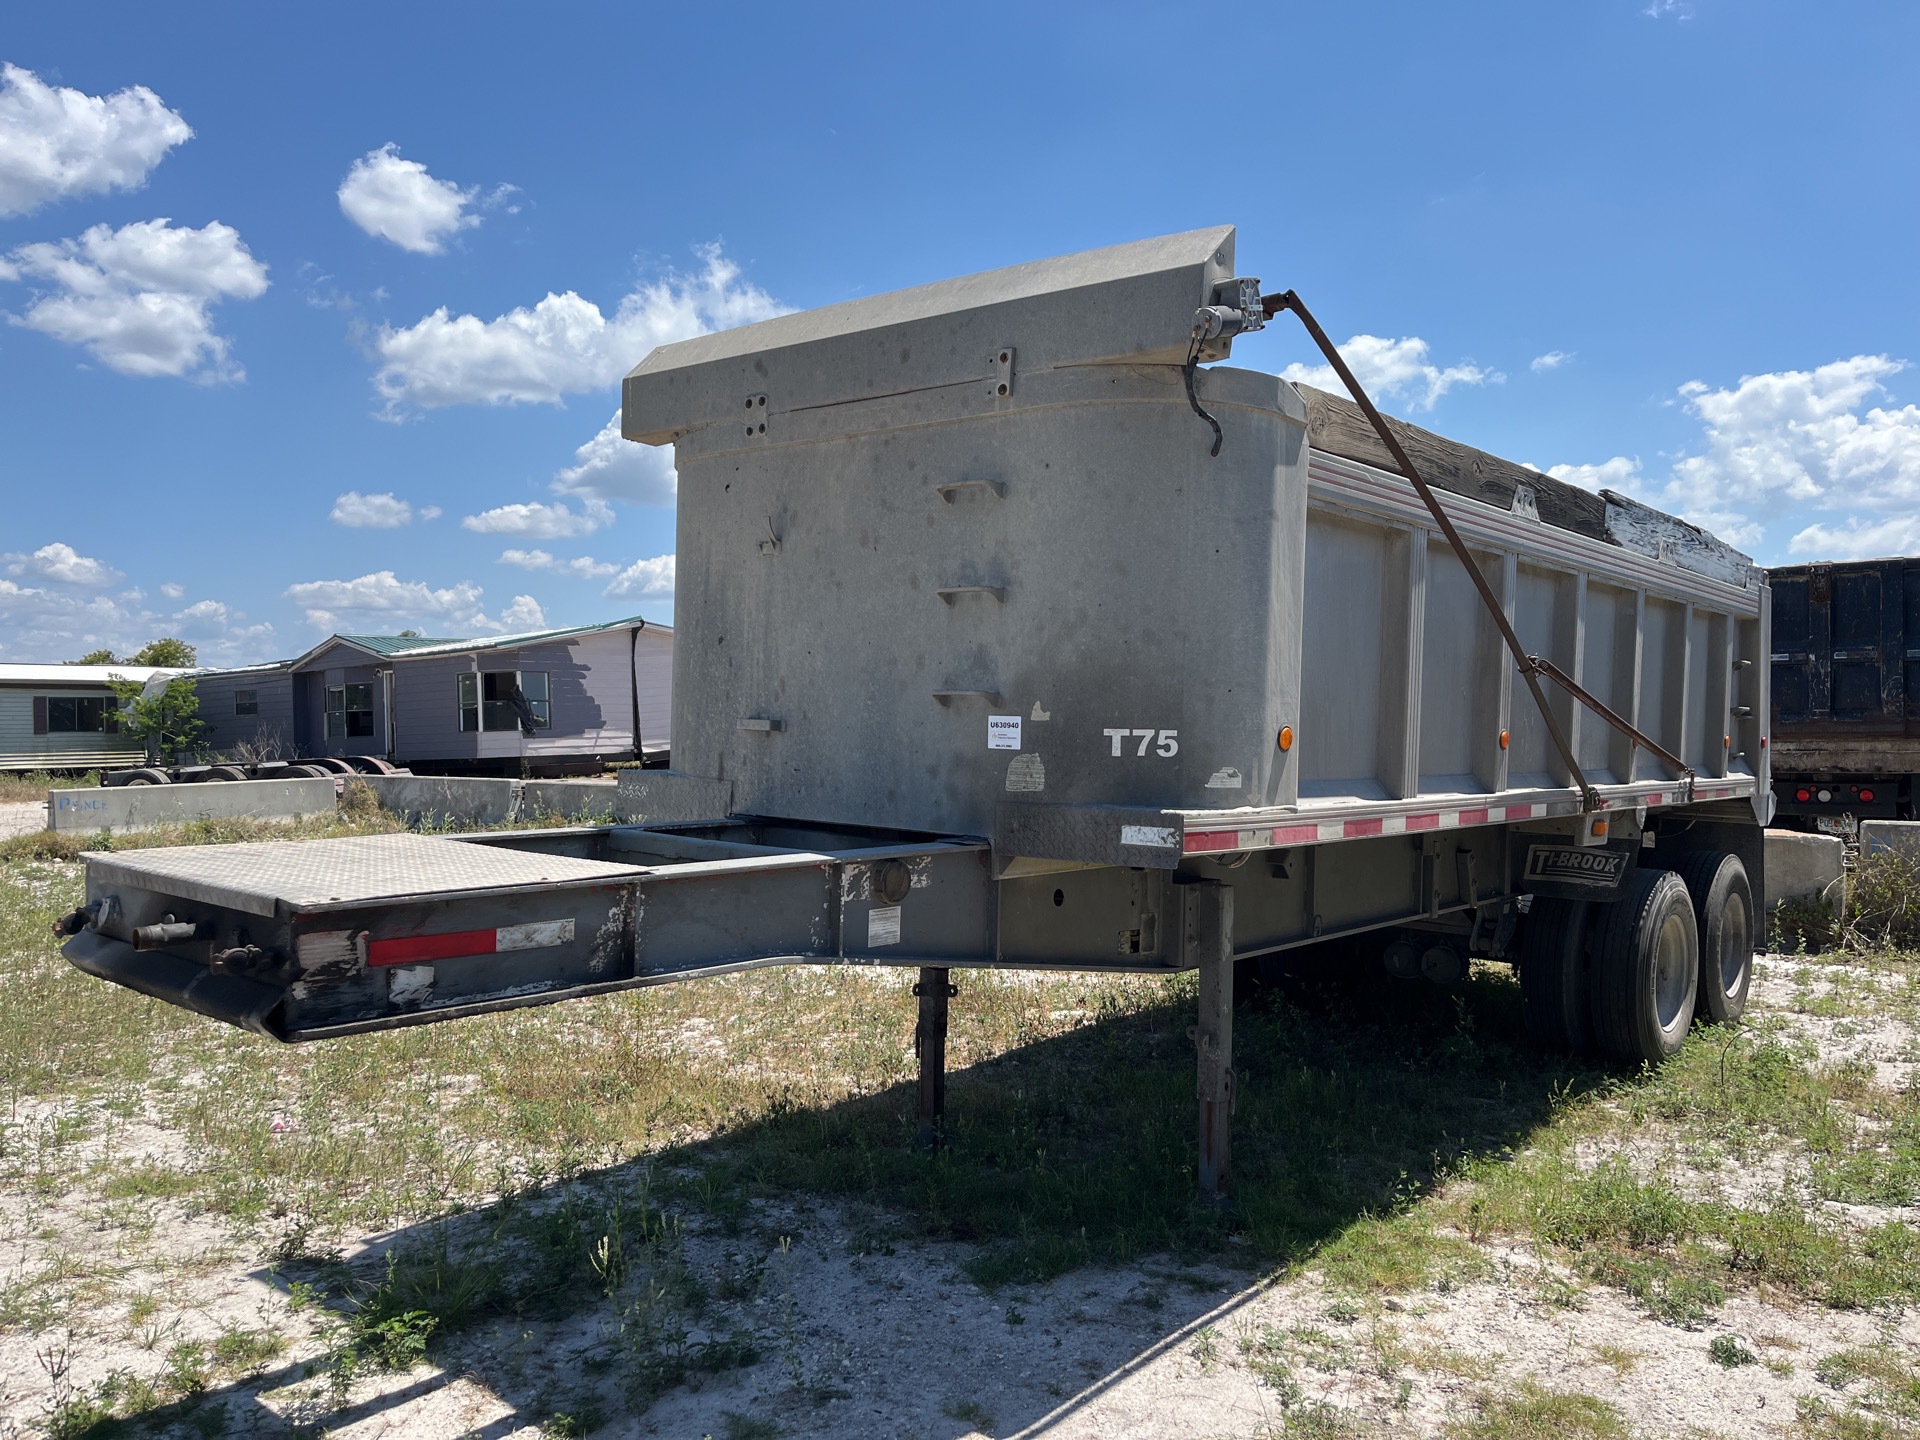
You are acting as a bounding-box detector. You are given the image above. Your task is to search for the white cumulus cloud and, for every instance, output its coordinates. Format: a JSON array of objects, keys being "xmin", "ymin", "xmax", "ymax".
[
  {"xmin": 0, "ymin": 573, "xmax": 272, "ymax": 665},
  {"xmin": 552, "ymin": 410, "xmax": 677, "ymax": 506},
  {"xmin": 337, "ymin": 144, "xmax": 480, "ymax": 255},
  {"xmin": 461, "ymin": 498, "xmax": 612, "ymax": 539},
  {"xmin": 1282, "ymin": 335, "xmax": 1499, "ymax": 412},
  {"xmin": 499, "ymin": 548, "xmax": 620, "ymax": 579},
  {"xmin": 1530, "ymin": 351, "xmax": 1572, "ymax": 372},
  {"xmin": 496, "ymin": 595, "xmax": 546, "ymax": 631},
  {"xmin": 330, "ymin": 491, "xmax": 420, "ymax": 527},
  {"xmin": 604, "ymin": 554, "xmax": 674, "ymax": 601},
  {"xmin": 0, "ymin": 64, "xmax": 192, "ymax": 218},
  {"xmin": 1543, "ymin": 355, "xmax": 1920, "ymax": 555},
  {"xmin": 1788, "ymin": 516, "xmax": 1920, "ymax": 562},
  {"xmin": 5, "ymin": 541, "xmax": 121, "ymax": 587},
  {"xmin": 3, "ymin": 217, "xmax": 268, "ymax": 379},
  {"xmin": 159, "ymin": 582, "xmax": 184, "ymax": 599},
  {"xmin": 371, "ymin": 244, "xmax": 786, "ymax": 413},
  {"xmin": 283, "ymin": 570, "xmax": 540, "ymax": 635}
]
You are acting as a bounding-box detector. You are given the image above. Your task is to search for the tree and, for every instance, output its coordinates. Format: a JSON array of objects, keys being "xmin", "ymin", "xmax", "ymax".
[
  {"xmin": 128, "ymin": 637, "xmax": 196, "ymax": 667},
  {"xmin": 70, "ymin": 638, "xmax": 198, "ymax": 667},
  {"xmin": 109, "ymin": 676, "xmax": 207, "ymax": 765}
]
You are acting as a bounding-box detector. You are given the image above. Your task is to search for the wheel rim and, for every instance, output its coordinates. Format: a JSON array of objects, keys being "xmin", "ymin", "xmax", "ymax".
[
  {"xmin": 1654, "ymin": 910, "xmax": 1693, "ymax": 1029},
  {"xmin": 1720, "ymin": 893, "xmax": 1751, "ymax": 996}
]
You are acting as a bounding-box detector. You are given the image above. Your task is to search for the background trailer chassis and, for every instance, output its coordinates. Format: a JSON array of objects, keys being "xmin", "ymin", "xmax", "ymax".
[{"xmin": 60, "ymin": 228, "xmax": 1771, "ymax": 1200}]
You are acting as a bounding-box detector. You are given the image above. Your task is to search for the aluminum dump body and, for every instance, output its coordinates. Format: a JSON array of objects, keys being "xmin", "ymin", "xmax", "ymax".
[{"xmin": 623, "ymin": 226, "xmax": 1769, "ymax": 867}]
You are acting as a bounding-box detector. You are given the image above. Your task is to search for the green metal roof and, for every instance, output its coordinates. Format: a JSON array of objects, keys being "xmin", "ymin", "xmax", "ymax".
[{"xmin": 332, "ymin": 633, "xmax": 467, "ymax": 657}]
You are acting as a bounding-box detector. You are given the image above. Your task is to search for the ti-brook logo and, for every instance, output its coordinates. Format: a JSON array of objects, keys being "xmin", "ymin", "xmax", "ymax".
[{"xmin": 1524, "ymin": 845, "xmax": 1628, "ymax": 888}]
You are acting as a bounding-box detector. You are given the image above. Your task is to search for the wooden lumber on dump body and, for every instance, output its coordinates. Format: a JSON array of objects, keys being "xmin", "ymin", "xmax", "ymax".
[{"xmin": 1299, "ymin": 384, "xmax": 1609, "ymax": 540}]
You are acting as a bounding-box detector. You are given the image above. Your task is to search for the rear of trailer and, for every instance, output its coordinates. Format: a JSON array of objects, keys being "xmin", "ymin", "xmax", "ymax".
[
  {"xmin": 1767, "ymin": 558, "xmax": 1920, "ymax": 824},
  {"xmin": 58, "ymin": 227, "xmax": 1768, "ymax": 1197}
]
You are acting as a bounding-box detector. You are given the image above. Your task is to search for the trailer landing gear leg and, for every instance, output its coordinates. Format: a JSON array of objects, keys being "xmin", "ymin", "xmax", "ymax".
[
  {"xmin": 1186, "ymin": 882, "xmax": 1235, "ymax": 1206},
  {"xmin": 914, "ymin": 967, "xmax": 955, "ymax": 1152}
]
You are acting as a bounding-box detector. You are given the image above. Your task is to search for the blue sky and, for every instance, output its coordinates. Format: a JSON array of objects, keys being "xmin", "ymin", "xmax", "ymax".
[{"xmin": 2, "ymin": 1, "xmax": 1916, "ymax": 666}]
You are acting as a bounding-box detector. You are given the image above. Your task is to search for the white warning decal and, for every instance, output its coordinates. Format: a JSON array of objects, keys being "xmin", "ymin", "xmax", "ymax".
[
  {"xmin": 868, "ymin": 905, "xmax": 903, "ymax": 946},
  {"xmin": 1205, "ymin": 767, "xmax": 1244, "ymax": 789},
  {"xmin": 988, "ymin": 715, "xmax": 1022, "ymax": 750},
  {"xmin": 1120, "ymin": 825, "xmax": 1180, "ymax": 849}
]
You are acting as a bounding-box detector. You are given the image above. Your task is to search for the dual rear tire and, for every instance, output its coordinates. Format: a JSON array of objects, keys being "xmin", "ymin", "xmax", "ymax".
[{"xmin": 1520, "ymin": 852, "xmax": 1752, "ymax": 1065}]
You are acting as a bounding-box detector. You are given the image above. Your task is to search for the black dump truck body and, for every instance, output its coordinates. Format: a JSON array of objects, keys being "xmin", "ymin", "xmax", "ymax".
[{"xmin": 1768, "ymin": 558, "xmax": 1920, "ymax": 823}]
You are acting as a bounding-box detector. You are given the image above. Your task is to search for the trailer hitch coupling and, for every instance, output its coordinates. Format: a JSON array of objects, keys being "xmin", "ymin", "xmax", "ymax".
[{"xmin": 132, "ymin": 918, "xmax": 214, "ymax": 951}]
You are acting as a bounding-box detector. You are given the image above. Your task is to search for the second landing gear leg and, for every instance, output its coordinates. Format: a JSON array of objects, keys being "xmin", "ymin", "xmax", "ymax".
[
  {"xmin": 914, "ymin": 966, "xmax": 956, "ymax": 1152},
  {"xmin": 1185, "ymin": 882, "xmax": 1235, "ymax": 1205}
]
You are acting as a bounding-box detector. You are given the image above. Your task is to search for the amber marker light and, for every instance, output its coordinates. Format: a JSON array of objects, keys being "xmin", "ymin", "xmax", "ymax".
[
  {"xmin": 1498, "ymin": 729, "xmax": 1510, "ymax": 750},
  {"xmin": 1278, "ymin": 726, "xmax": 1294, "ymax": 752}
]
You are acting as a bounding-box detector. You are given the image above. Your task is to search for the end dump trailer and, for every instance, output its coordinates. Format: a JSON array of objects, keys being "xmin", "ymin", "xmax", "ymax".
[
  {"xmin": 1766, "ymin": 558, "xmax": 1920, "ymax": 825},
  {"xmin": 58, "ymin": 227, "xmax": 1769, "ymax": 1197}
]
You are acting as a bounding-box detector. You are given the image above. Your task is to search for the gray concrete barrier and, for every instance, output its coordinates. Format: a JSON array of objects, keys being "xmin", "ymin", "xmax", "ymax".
[
  {"xmin": 353, "ymin": 774, "xmax": 616, "ymax": 827},
  {"xmin": 521, "ymin": 779, "xmax": 618, "ymax": 821},
  {"xmin": 47, "ymin": 777, "xmax": 338, "ymax": 834},
  {"xmin": 1764, "ymin": 828, "xmax": 1846, "ymax": 905}
]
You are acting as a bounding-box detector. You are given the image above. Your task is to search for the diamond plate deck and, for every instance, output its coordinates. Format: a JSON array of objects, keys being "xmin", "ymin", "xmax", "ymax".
[{"xmin": 87, "ymin": 833, "xmax": 647, "ymax": 916}]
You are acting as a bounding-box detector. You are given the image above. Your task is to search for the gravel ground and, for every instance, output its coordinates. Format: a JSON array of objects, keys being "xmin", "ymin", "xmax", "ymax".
[{"xmin": 3, "ymin": 952, "xmax": 1914, "ymax": 1439}]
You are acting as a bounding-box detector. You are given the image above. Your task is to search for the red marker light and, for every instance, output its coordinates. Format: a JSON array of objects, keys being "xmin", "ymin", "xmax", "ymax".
[
  {"xmin": 1861, "ymin": 788, "xmax": 1876, "ymax": 803},
  {"xmin": 1796, "ymin": 789, "xmax": 1811, "ymax": 802}
]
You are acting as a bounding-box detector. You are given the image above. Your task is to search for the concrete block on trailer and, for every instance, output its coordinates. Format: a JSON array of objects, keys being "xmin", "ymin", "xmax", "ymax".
[
  {"xmin": 47, "ymin": 777, "xmax": 336, "ymax": 834},
  {"xmin": 1764, "ymin": 828, "xmax": 1845, "ymax": 904},
  {"xmin": 1858, "ymin": 820, "xmax": 1920, "ymax": 867},
  {"xmin": 614, "ymin": 770, "xmax": 734, "ymax": 824}
]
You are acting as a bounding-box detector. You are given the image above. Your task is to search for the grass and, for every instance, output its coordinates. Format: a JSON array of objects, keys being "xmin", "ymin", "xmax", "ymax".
[
  {"xmin": 5, "ymin": 821, "xmax": 1920, "ymax": 1432},
  {"xmin": 1444, "ymin": 1383, "xmax": 1631, "ymax": 1439},
  {"xmin": 0, "ymin": 769, "xmax": 98, "ymax": 804}
]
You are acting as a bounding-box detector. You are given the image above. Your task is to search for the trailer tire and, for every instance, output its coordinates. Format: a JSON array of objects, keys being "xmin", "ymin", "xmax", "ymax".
[
  {"xmin": 280, "ymin": 764, "xmax": 327, "ymax": 778},
  {"xmin": 1672, "ymin": 851, "xmax": 1753, "ymax": 1026},
  {"xmin": 347, "ymin": 756, "xmax": 399, "ymax": 775},
  {"xmin": 121, "ymin": 768, "xmax": 170, "ymax": 786},
  {"xmin": 204, "ymin": 765, "xmax": 248, "ymax": 782},
  {"xmin": 1589, "ymin": 867, "xmax": 1698, "ymax": 1065},
  {"xmin": 306, "ymin": 757, "xmax": 355, "ymax": 775},
  {"xmin": 1518, "ymin": 898, "xmax": 1592, "ymax": 1053}
]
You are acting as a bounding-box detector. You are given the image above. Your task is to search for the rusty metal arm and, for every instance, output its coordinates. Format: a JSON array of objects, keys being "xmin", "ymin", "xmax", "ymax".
[
  {"xmin": 1525, "ymin": 654, "xmax": 1694, "ymax": 792},
  {"xmin": 1261, "ymin": 289, "xmax": 1695, "ymax": 808}
]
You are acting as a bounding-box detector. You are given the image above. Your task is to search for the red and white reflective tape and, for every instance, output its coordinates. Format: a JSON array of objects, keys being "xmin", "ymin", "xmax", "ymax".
[
  {"xmin": 369, "ymin": 918, "xmax": 575, "ymax": 968},
  {"xmin": 1183, "ymin": 782, "xmax": 1753, "ymax": 856}
]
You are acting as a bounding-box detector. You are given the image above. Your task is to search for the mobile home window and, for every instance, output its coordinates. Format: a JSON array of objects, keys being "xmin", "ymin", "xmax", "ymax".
[
  {"xmin": 234, "ymin": 689, "xmax": 258, "ymax": 716},
  {"xmin": 324, "ymin": 683, "xmax": 374, "ymax": 738},
  {"xmin": 457, "ymin": 670, "xmax": 550, "ymax": 732},
  {"xmin": 43, "ymin": 696, "xmax": 112, "ymax": 733}
]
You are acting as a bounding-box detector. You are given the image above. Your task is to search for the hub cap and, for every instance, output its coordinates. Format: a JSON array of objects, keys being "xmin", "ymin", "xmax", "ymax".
[{"xmin": 1654, "ymin": 909, "xmax": 1693, "ymax": 1029}]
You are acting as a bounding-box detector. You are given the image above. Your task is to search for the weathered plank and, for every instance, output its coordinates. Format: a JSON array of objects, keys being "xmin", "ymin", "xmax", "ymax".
[{"xmin": 1299, "ymin": 385, "xmax": 1609, "ymax": 540}]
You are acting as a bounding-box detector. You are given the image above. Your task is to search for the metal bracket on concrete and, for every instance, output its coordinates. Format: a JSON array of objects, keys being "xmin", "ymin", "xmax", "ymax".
[
  {"xmin": 985, "ymin": 347, "xmax": 1014, "ymax": 400},
  {"xmin": 936, "ymin": 586, "xmax": 1007, "ymax": 605},
  {"xmin": 935, "ymin": 479, "xmax": 1007, "ymax": 503}
]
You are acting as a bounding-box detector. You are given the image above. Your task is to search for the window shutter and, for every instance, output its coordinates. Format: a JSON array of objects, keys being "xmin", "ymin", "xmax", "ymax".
[{"xmin": 33, "ymin": 697, "xmax": 48, "ymax": 735}]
